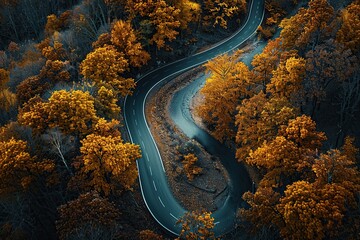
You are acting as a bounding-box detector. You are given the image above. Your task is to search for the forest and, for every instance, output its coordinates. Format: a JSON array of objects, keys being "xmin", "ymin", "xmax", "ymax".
[{"xmin": 0, "ymin": 0, "xmax": 359, "ymax": 239}]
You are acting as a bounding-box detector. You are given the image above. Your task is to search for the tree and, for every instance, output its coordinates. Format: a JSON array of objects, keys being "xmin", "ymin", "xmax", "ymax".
[
  {"xmin": 278, "ymin": 115, "xmax": 327, "ymax": 151},
  {"xmin": 305, "ymin": 41, "xmax": 358, "ymax": 116},
  {"xmin": 182, "ymin": 153, "xmax": 202, "ymax": 181},
  {"xmin": 235, "ymin": 93, "xmax": 297, "ymax": 161},
  {"xmin": 139, "ymin": 230, "xmax": 164, "ymax": 240},
  {"xmin": 0, "ymin": 138, "xmax": 54, "ymax": 196},
  {"xmin": 128, "ymin": 0, "xmax": 181, "ymax": 49},
  {"xmin": 110, "ymin": 20, "xmax": 150, "ymax": 68},
  {"xmin": 267, "ymin": 56, "xmax": 306, "ymax": 104},
  {"xmin": 18, "ymin": 90, "xmax": 98, "ymax": 135},
  {"xmin": 250, "ymin": 38, "xmax": 286, "ymax": 91},
  {"xmin": 279, "ymin": 0, "xmax": 335, "ymax": 50},
  {"xmin": 240, "ymin": 187, "xmax": 282, "ymax": 234},
  {"xmin": 80, "ymin": 45, "xmax": 135, "ymax": 97},
  {"xmin": 78, "ymin": 131, "xmax": 141, "ymax": 196},
  {"xmin": 278, "ymin": 181, "xmax": 349, "ymax": 240},
  {"xmin": 203, "ymin": 0, "xmax": 247, "ymax": 28},
  {"xmin": 336, "ymin": 2, "xmax": 360, "ymax": 54},
  {"xmin": 196, "ymin": 51, "xmax": 251, "ymax": 142},
  {"xmin": 56, "ymin": 192, "xmax": 120, "ymax": 240},
  {"xmin": 94, "ymin": 86, "xmax": 121, "ymax": 119},
  {"xmin": 0, "ymin": 68, "xmax": 16, "ymax": 114},
  {"xmin": 176, "ymin": 210, "xmax": 216, "ymax": 240},
  {"xmin": 16, "ymin": 76, "xmax": 51, "ymax": 106},
  {"xmin": 174, "ymin": 0, "xmax": 201, "ymax": 30}
]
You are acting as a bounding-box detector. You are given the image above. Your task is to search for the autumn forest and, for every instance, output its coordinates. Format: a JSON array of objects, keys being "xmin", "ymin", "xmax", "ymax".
[{"xmin": 0, "ymin": 0, "xmax": 359, "ymax": 239}]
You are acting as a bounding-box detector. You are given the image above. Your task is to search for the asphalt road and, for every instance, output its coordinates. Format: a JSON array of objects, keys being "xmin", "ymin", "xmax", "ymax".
[{"xmin": 124, "ymin": 0, "xmax": 265, "ymax": 236}]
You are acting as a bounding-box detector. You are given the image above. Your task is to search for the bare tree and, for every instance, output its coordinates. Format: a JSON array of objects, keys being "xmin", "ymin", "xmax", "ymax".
[{"xmin": 42, "ymin": 128, "xmax": 74, "ymax": 175}]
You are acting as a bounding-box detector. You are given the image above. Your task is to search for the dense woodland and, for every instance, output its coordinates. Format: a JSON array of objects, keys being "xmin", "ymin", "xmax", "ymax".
[
  {"xmin": 0, "ymin": 0, "xmax": 359, "ymax": 239},
  {"xmin": 197, "ymin": 0, "xmax": 360, "ymax": 239}
]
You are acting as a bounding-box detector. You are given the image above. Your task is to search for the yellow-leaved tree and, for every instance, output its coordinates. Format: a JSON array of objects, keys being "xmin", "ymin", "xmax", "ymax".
[
  {"xmin": 176, "ymin": 210, "xmax": 216, "ymax": 240},
  {"xmin": 80, "ymin": 45, "xmax": 135, "ymax": 97},
  {"xmin": 0, "ymin": 138, "xmax": 54, "ymax": 196},
  {"xmin": 235, "ymin": 93, "xmax": 297, "ymax": 161},
  {"xmin": 18, "ymin": 90, "xmax": 98, "ymax": 135},
  {"xmin": 75, "ymin": 119, "xmax": 141, "ymax": 196},
  {"xmin": 110, "ymin": 20, "xmax": 150, "ymax": 68}
]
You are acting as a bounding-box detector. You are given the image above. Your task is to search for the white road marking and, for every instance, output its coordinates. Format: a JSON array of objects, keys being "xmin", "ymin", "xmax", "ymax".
[
  {"xmin": 133, "ymin": 109, "xmax": 135, "ymax": 115},
  {"xmin": 137, "ymin": 130, "xmax": 142, "ymax": 137},
  {"xmin": 145, "ymin": 152, "xmax": 149, "ymax": 162},
  {"xmin": 215, "ymin": 221, "xmax": 220, "ymax": 225},
  {"xmin": 158, "ymin": 196, "xmax": 165, "ymax": 207},
  {"xmin": 133, "ymin": 100, "xmax": 136, "ymax": 106},
  {"xmin": 153, "ymin": 180, "xmax": 157, "ymax": 191},
  {"xmin": 149, "ymin": 166, "xmax": 153, "ymax": 176},
  {"xmin": 135, "ymin": 119, "xmax": 138, "ymax": 126},
  {"xmin": 141, "ymin": 141, "xmax": 145, "ymax": 148},
  {"xmin": 170, "ymin": 213, "xmax": 178, "ymax": 220}
]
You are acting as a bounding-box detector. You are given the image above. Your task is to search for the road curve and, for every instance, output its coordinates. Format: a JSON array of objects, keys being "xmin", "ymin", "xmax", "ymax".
[{"xmin": 124, "ymin": 0, "xmax": 265, "ymax": 236}]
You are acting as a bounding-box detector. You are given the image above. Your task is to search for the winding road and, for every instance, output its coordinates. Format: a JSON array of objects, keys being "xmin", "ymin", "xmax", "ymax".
[{"xmin": 124, "ymin": 0, "xmax": 265, "ymax": 236}]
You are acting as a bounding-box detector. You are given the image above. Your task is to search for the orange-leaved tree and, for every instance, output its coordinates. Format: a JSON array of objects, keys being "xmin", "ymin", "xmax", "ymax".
[
  {"xmin": 110, "ymin": 20, "xmax": 150, "ymax": 68},
  {"xmin": 279, "ymin": 0, "xmax": 335, "ymax": 50},
  {"xmin": 176, "ymin": 210, "xmax": 216, "ymax": 240},
  {"xmin": 336, "ymin": 2, "xmax": 360, "ymax": 54},
  {"xmin": 182, "ymin": 153, "xmax": 202, "ymax": 181},
  {"xmin": 197, "ymin": 51, "xmax": 251, "ymax": 142}
]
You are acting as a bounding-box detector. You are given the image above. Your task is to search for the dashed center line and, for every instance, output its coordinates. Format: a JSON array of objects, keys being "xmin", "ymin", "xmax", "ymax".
[
  {"xmin": 145, "ymin": 152, "xmax": 149, "ymax": 162},
  {"xmin": 133, "ymin": 109, "xmax": 135, "ymax": 115},
  {"xmin": 215, "ymin": 221, "xmax": 220, "ymax": 225},
  {"xmin": 153, "ymin": 180, "xmax": 157, "ymax": 191},
  {"xmin": 149, "ymin": 166, "xmax": 153, "ymax": 176},
  {"xmin": 158, "ymin": 196, "xmax": 165, "ymax": 207},
  {"xmin": 135, "ymin": 119, "xmax": 138, "ymax": 126},
  {"xmin": 133, "ymin": 100, "xmax": 136, "ymax": 106},
  {"xmin": 137, "ymin": 130, "xmax": 142, "ymax": 137}
]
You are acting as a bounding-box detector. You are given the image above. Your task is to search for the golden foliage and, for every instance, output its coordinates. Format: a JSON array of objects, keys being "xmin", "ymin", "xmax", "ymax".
[
  {"xmin": 56, "ymin": 191, "xmax": 120, "ymax": 240},
  {"xmin": 279, "ymin": 115, "xmax": 327, "ymax": 151},
  {"xmin": 175, "ymin": 0, "xmax": 202, "ymax": 29},
  {"xmin": 336, "ymin": 2, "xmax": 360, "ymax": 53},
  {"xmin": 182, "ymin": 153, "xmax": 202, "ymax": 181},
  {"xmin": 111, "ymin": 20, "xmax": 150, "ymax": 67},
  {"xmin": 94, "ymin": 86, "xmax": 121, "ymax": 119},
  {"xmin": 129, "ymin": 0, "xmax": 181, "ymax": 49},
  {"xmin": 279, "ymin": 0, "xmax": 335, "ymax": 49},
  {"xmin": 278, "ymin": 181, "xmax": 348, "ymax": 240},
  {"xmin": 267, "ymin": 56, "xmax": 306, "ymax": 103},
  {"xmin": 0, "ymin": 138, "xmax": 54, "ymax": 196},
  {"xmin": 203, "ymin": 0, "xmax": 247, "ymax": 28},
  {"xmin": 18, "ymin": 90, "xmax": 98, "ymax": 135},
  {"xmin": 177, "ymin": 210, "xmax": 216, "ymax": 240},
  {"xmin": 197, "ymin": 51, "xmax": 251, "ymax": 142},
  {"xmin": 79, "ymin": 133, "xmax": 141, "ymax": 196},
  {"xmin": 235, "ymin": 93, "xmax": 297, "ymax": 161},
  {"xmin": 80, "ymin": 45, "xmax": 135, "ymax": 97},
  {"xmin": 39, "ymin": 60, "xmax": 71, "ymax": 82}
]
